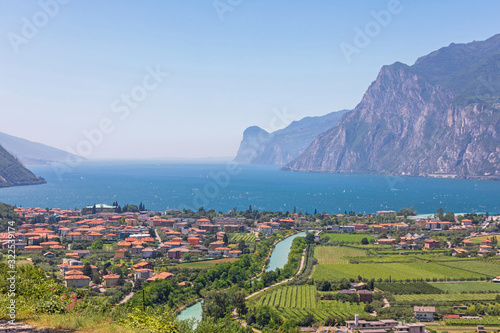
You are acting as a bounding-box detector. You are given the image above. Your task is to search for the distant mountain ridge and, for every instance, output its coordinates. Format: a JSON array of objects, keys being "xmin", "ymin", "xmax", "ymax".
[
  {"xmin": 0, "ymin": 145, "xmax": 46, "ymax": 188},
  {"xmin": 234, "ymin": 110, "xmax": 349, "ymax": 165},
  {"xmin": 283, "ymin": 34, "xmax": 500, "ymax": 180},
  {"xmin": 0, "ymin": 131, "xmax": 80, "ymax": 165}
]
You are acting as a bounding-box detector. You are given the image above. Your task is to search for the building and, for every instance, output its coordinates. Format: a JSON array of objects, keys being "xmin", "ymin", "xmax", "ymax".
[
  {"xmin": 424, "ymin": 239, "xmax": 440, "ymax": 249},
  {"xmin": 134, "ymin": 268, "xmax": 154, "ymax": 280},
  {"xmin": 414, "ymin": 306, "xmax": 435, "ymax": 321},
  {"xmin": 25, "ymin": 245, "xmax": 43, "ymax": 251},
  {"xmin": 188, "ymin": 237, "xmax": 200, "ymax": 246},
  {"xmin": 146, "ymin": 271, "xmax": 174, "ymax": 283},
  {"xmin": 376, "ymin": 210, "xmax": 396, "ymax": 217},
  {"xmin": 228, "ymin": 250, "xmax": 242, "ymax": 258},
  {"xmin": 133, "ymin": 262, "xmax": 154, "ymax": 270},
  {"xmin": 142, "ymin": 247, "xmax": 156, "ymax": 259},
  {"xmin": 65, "ymin": 274, "xmax": 90, "ymax": 288},
  {"xmin": 115, "ymin": 248, "xmax": 129, "ymax": 258},
  {"xmin": 394, "ymin": 323, "xmax": 426, "ymax": 333},
  {"xmin": 102, "ymin": 273, "xmax": 120, "ymax": 287},
  {"xmin": 131, "ymin": 245, "xmax": 144, "ymax": 255},
  {"xmin": 376, "ymin": 239, "xmax": 396, "ymax": 245},
  {"xmin": 167, "ymin": 247, "xmax": 190, "ymax": 260},
  {"xmin": 345, "ymin": 316, "xmax": 398, "ymax": 333}
]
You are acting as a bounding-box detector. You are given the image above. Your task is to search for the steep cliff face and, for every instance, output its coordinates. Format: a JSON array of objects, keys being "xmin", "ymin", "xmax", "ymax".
[
  {"xmin": 0, "ymin": 145, "xmax": 46, "ymax": 188},
  {"xmin": 234, "ymin": 110, "xmax": 348, "ymax": 165},
  {"xmin": 284, "ymin": 35, "xmax": 500, "ymax": 180}
]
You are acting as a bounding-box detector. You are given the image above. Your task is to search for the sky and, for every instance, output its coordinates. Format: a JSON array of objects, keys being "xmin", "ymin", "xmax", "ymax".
[{"xmin": 0, "ymin": 0, "xmax": 499, "ymax": 160}]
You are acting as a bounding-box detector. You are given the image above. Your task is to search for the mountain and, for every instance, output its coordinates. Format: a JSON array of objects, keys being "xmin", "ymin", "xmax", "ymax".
[
  {"xmin": 284, "ymin": 34, "xmax": 500, "ymax": 180},
  {"xmin": 0, "ymin": 131, "xmax": 80, "ymax": 165},
  {"xmin": 234, "ymin": 110, "xmax": 348, "ymax": 165},
  {"xmin": 0, "ymin": 145, "xmax": 46, "ymax": 188}
]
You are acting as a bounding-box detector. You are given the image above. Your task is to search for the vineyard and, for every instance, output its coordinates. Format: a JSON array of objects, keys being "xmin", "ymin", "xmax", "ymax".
[
  {"xmin": 254, "ymin": 285, "xmax": 317, "ymax": 309},
  {"xmin": 252, "ymin": 285, "xmax": 368, "ymax": 322},
  {"xmin": 320, "ymin": 233, "xmax": 375, "ymax": 244},
  {"xmin": 431, "ymin": 282, "xmax": 500, "ymax": 294},
  {"xmin": 444, "ymin": 316, "xmax": 500, "ymax": 326},
  {"xmin": 376, "ymin": 282, "xmax": 444, "ymax": 295},
  {"xmin": 230, "ymin": 233, "xmax": 256, "ymax": 243},
  {"xmin": 312, "ymin": 262, "xmax": 488, "ymax": 281},
  {"xmin": 394, "ymin": 293, "xmax": 499, "ymax": 303},
  {"xmin": 314, "ymin": 246, "xmax": 366, "ymax": 264},
  {"xmin": 436, "ymin": 260, "xmax": 500, "ymax": 277}
]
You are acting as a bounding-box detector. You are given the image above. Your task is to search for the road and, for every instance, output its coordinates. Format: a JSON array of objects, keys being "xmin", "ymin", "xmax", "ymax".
[{"xmin": 118, "ymin": 281, "xmax": 135, "ymax": 305}]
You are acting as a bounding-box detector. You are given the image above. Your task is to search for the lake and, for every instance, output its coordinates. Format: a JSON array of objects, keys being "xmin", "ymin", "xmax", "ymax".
[{"xmin": 0, "ymin": 161, "xmax": 498, "ymax": 214}]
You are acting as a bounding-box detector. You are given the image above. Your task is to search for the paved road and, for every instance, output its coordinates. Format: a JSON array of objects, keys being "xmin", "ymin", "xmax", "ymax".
[{"xmin": 118, "ymin": 281, "xmax": 135, "ymax": 305}]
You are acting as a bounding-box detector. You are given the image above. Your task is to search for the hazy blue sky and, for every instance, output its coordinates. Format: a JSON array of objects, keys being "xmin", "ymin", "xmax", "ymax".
[{"xmin": 0, "ymin": 1, "xmax": 499, "ymax": 159}]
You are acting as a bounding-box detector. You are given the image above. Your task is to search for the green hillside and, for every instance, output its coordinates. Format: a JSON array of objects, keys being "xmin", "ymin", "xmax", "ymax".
[{"xmin": 0, "ymin": 145, "xmax": 46, "ymax": 188}]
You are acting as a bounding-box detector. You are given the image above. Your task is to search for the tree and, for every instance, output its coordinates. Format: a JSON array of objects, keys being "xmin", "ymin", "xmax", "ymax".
[
  {"xmin": 182, "ymin": 252, "xmax": 192, "ymax": 262},
  {"xmin": 436, "ymin": 208, "xmax": 444, "ymax": 219},
  {"xmin": 82, "ymin": 263, "xmax": 93, "ymax": 278},
  {"xmin": 232, "ymin": 289, "xmax": 248, "ymax": 316},
  {"xmin": 361, "ymin": 237, "xmax": 369, "ymax": 245},
  {"xmin": 324, "ymin": 316, "xmax": 336, "ymax": 327},
  {"xmin": 203, "ymin": 291, "xmax": 232, "ymax": 320},
  {"xmin": 238, "ymin": 240, "xmax": 247, "ymax": 252},
  {"xmin": 223, "ymin": 233, "xmax": 228, "ymax": 245},
  {"xmin": 92, "ymin": 272, "xmax": 102, "ymax": 284},
  {"xmin": 305, "ymin": 232, "xmax": 315, "ymax": 244},
  {"xmin": 491, "ymin": 236, "xmax": 498, "ymax": 247},
  {"xmin": 117, "ymin": 274, "xmax": 125, "ymax": 286},
  {"xmin": 92, "ymin": 204, "xmax": 97, "ymax": 215},
  {"xmin": 90, "ymin": 239, "xmax": 103, "ymax": 250},
  {"xmin": 364, "ymin": 303, "xmax": 375, "ymax": 313}
]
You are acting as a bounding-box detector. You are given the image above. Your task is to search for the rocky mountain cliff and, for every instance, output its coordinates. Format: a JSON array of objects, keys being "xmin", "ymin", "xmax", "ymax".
[
  {"xmin": 234, "ymin": 110, "xmax": 348, "ymax": 165},
  {"xmin": 0, "ymin": 131, "xmax": 81, "ymax": 165},
  {"xmin": 0, "ymin": 145, "xmax": 46, "ymax": 188},
  {"xmin": 283, "ymin": 34, "xmax": 500, "ymax": 180}
]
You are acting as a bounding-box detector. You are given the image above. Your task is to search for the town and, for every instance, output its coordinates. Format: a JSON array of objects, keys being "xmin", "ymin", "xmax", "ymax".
[{"xmin": 1, "ymin": 202, "xmax": 500, "ymax": 333}]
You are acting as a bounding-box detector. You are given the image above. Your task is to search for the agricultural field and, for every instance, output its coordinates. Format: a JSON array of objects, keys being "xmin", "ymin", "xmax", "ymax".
[
  {"xmin": 103, "ymin": 244, "xmax": 115, "ymax": 251},
  {"xmin": 230, "ymin": 233, "xmax": 256, "ymax": 243},
  {"xmin": 469, "ymin": 235, "xmax": 499, "ymax": 245},
  {"xmin": 394, "ymin": 293, "xmax": 499, "ymax": 303},
  {"xmin": 437, "ymin": 260, "xmax": 500, "ymax": 277},
  {"xmin": 178, "ymin": 258, "xmax": 239, "ymax": 269},
  {"xmin": 252, "ymin": 285, "xmax": 368, "ymax": 323},
  {"xmin": 431, "ymin": 282, "xmax": 500, "ymax": 294},
  {"xmin": 312, "ymin": 262, "xmax": 488, "ymax": 281},
  {"xmin": 376, "ymin": 282, "xmax": 444, "ymax": 295},
  {"xmin": 314, "ymin": 246, "xmax": 366, "ymax": 264},
  {"xmin": 320, "ymin": 233, "xmax": 375, "ymax": 244}
]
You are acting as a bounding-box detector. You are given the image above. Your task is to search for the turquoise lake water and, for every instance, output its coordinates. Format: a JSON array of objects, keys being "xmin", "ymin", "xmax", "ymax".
[
  {"xmin": 265, "ymin": 231, "xmax": 308, "ymax": 272},
  {"xmin": 0, "ymin": 161, "xmax": 498, "ymax": 214}
]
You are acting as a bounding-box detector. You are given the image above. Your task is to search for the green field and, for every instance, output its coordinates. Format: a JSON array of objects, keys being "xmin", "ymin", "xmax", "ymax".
[
  {"xmin": 178, "ymin": 258, "xmax": 239, "ymax": 269},
  {"xmin": 312, "ymin": 262, "xmax": 488, "ymax": 281},
  {"xmin": 314, "ymin": 246, "xmax": 366, "ymax": 264},
  {"xmin": 431, "ymin": 282, "xmax": 500, "ymax": 293},
  {"xmin": 394, "ymin": 293, "xmax": 499, "ymax": 303},
  {"xmin": 103, "ymin": 244, "xmax": 114, "ymax": 251},
  {"xmin": 252, "ymin": 285, "xmax": 368, "ymax": 323},
  {"xmin": 320, "ymin": 233, "xmax": 375, "ymax": 243},
  {"xmin": 230, "ymin": 233, "xmax": 256, "ymax": 243},
  {"xmin": 469, "ymin": 235, "xmax": 498, "ymax": 245},
  {"xmin": 437, "ymin": 260, "xmax": 500, "ymax": 277}
]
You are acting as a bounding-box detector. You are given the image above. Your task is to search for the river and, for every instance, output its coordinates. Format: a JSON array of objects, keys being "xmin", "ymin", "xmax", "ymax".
[{"xmin": 177, "ymin": 231, "xmax": 309, "ymax": 326}]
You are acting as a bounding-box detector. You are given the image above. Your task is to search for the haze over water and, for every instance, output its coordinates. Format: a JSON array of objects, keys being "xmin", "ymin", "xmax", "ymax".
[{"xmin": 0, "ymin": 161, "xmax": 498, "ymax": 215}]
